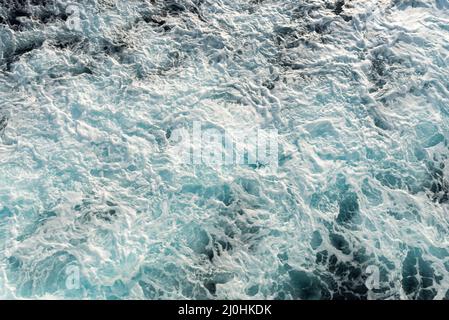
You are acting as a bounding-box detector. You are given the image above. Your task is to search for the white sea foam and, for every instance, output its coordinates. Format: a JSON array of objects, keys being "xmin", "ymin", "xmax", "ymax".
[{"xmin": 0, "ymin": 0, "xmax": 449, "ymax": 299}]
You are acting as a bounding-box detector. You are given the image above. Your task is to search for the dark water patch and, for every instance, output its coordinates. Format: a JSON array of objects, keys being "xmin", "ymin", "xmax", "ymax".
[
  {"xmin": 51, "ymin": 36, "xmax": 128, "ymax": 71},
  {"xmin": 138, "ymin": 1, "xmax": 206, "ymax": 32},
  {"xmin": 203, "ymin": 272, "xmax": 234, "ymax": 297},
  {"xmin": 48, "ymin": 65, "xmax": 93, "ymax": 78},
  {"xmin": 138, "ymin": 8, "xmax": 172, "ymax": 31},
  {"xmin": 1, "ymin": 0, "xmax": 67, "ymax": 29},
  {"xmin": 164, "ymin": 1, "xmax": 186, "ymax": 15},
  {"xmin": 0, "ymin": 114, "xmax": 8, "ymax": 135},
  {"xmin": 278, "ymin": 256, "xmax": 363, "ymax": 300},
  {"xmin": 307, "ymin": 21, "xmax": 330, "ymax": 35},
  {"xmin": 369, "ymin": 55, "xmax": 387, "ymax": 91},
  {"xmin": 6, "ymin": 7, "xmax": 29, "ymax": 29},
  {"xmin": 371, "ymin": 109, "xmax": 392, "ymax": 130},
  {"xmin": 375, "ymin": 171, "xmax": 402, "ymax": 189},
  {"xmin": 138, "ymin": 279, "xmax": 164, "ymax": 299},
  {"xmin": 7, "ymin": 255, "xmax": 22, "ymax": 271},
  {"xmin": 181, "ymin": 223, "xmax": 213, "ymax": 261},
  {"xmin": 313, "ymin": 231, "xmax": 395, "ymax": 300},
  {"xmin": 205, "ymin": 236, "xmax": 233, "ymax": 263},
  {"xmin": 273, "ymin": 26, "xmax": 304, "ymax": 50},
  {"xmin": 368, "ymin": 50, "xmax": 407, "ymax": 94},
  {"xmin": 204, "ymin": 281, "xmax": 216, "ymax": 295},
  {"xmin": 329, "ymin": 233, "xmax": 351, "ymax": 255},
  {"xmin": 215, "ymin": 203, "xmax": 266, "ymax": 254},
  {"xmin": 424, "ymin": 160, "xmax": 449, "ymax": 203},
  {"xmin": 74, "ymin": 198, "xmax": 119, "ymax": 223},
  {"xmin": 51, "ymin": 35, "xmax": 84, "ymax": 50},
  {"xmin": 262, "ymin": 80, "xmax": 275, "ymax": 90},
  {"xmin": 337, "ymin": 192, "xmax": 361, "ymax": 226},
  {"xmin": 37, "ymin": 8, "xmax": 67, "ymax": 24},
  {"xmin": 316, "ymin": 250, "xmax": 328, "ymax": 265},
  {"xmin": 100, "ymin": 39, "xmax": 127, "ymax": 56},
  {"xmin": 3, "ymin": 39, "xmax": 44, "ymax": 71},
  {"xmin": 182, "ymin": 223, "xmax": 233, "ymax": 263},
  {"xmin": 14, "ymin": 40, "xmax": 44, "ymax": 56},
  {"xmin": 274, "ymin": 25, "xmax": 296, "ymax": 37},
  {"xmin": 275, "ymin": 256, "xmax": 370, "ymax": 300},
  {"xmin": 327, "ymin": 0, "xmax": 352, "ymax": 22},
  {"xmin": 310, "ymin": 175, "xmax": 362, "ymax": 228},
  {"xmin": 291, "ymin": 3, "xmax": 321, "ymax": 18},
  {"xmin": 317, "ymin": 250, "xmax": 369, "ymax": 299},
  {"xmin": 142, "ymin": 13, "xmax": 168, "ymax": 29},
  {"xmin": 155, "ymin": 0, "xmax": 206, "ymax": 22},
  {"xmin": 392, "ymin": 0, "xmax": 430, "ymax": 10},
  {"xmin": 286, "ymin": 269, "xmax": 326, "ymax": 299},
  {"xmin": 138, "ymin": 281, "xmax": 157, "ymax": 298},
  {"xmin": 274, "ymin": 261, "xmax": 327, "ymax": 300},
  {"xmin": 331, "ymin": 0, "xmax": 345, "ymax": 16},
  {"xmin": 401, "ymin": 247, "xmax": 440, "ymax": 300},
  {"xmin": 214, "ymin": 238, "xmax": 233, "ymax": 254},
  {"xmin": 310, "ymin": 230, "xmax": 323, "ymax": 250}
]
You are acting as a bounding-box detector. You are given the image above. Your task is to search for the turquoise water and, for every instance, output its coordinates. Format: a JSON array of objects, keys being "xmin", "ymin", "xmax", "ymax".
[{"xmin": 1, "ymin": 0, "xmax": 449, "ymax": 299}]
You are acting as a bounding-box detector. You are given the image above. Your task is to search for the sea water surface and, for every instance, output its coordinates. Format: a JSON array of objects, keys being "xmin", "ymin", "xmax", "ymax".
[{"xmin": 1, "ymin": 0, "xmax": 449, "ymax": 299}]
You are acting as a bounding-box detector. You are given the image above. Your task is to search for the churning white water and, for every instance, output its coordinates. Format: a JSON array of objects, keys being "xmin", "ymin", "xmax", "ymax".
[{"xmin": 1, "ymin": 0, "xmax": 449, "ymax": 299}]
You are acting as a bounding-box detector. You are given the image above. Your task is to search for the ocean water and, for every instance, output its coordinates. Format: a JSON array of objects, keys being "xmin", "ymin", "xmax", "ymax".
[{"xmin": 1, "ymin": 0, "xmax": 449, "ymax": 300}]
